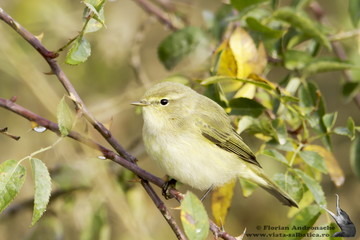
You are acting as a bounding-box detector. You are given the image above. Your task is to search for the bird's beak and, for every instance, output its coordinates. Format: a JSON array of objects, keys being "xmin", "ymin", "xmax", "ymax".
[{"xmin": 131, "ymin": 100, "xmax": 150, "ymax": 106}]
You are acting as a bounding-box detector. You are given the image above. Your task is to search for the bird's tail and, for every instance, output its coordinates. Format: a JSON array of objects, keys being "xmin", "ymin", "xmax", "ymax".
[
  {"xmin": 248, "ymin": 166, "xmax": 298, "ymax": 208},
  {"xmin": 260, "ymin": 181, "xmax": 298, "ymax": 208}
]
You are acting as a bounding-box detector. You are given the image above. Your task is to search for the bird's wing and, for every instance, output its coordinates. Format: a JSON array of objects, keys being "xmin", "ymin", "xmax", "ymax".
[{"xmin": 195, "ymin": 113, "xmax": 261, "ymax": 168}]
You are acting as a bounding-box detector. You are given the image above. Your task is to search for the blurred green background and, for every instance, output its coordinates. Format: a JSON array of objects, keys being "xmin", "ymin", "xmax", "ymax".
[{"xmin": 0, "ymin": 0, "xmax": 359, "ymax": 239}]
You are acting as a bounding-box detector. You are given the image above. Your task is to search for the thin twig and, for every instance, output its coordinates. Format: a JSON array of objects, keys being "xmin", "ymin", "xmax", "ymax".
[
  {"xmin": 130, "ymin": 18, "xmax": 153, "ymax": 85},
  {"xmin": 0, "ymin": 127, "xmax": 20, "ymax": 141},
  {"xmin": 329, "ymin": 28, "xmax": 360, "ymax": 42},
  {"xmin": 132, "ymin": 0, "xmax": 180, "ymax": 31},
  {"xmin": 0, "ymin": 97, "xmax": 166, "ymax": 192},
  {"xmin": 209, "ymin": 221, "xmax": 238, "ymax": 240}
]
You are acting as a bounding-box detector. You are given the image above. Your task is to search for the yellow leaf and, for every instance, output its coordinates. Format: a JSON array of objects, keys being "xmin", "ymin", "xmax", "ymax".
[
  {"xmin": 216, "ymin": 40, "xmax": 238, "ymax": 77},
  {"xmin": 229, "ymin": 27, "xmax": 267, "ymax": 78},
  {"xmin": 211, "ymin": 180, "xmax": 236, "ymax": 226},
  {"xmin": 212, "ymin": 28, "xmax": 268, "ymax": 94},
  {"xmin": 233, "ymin": 83, "xmax": 256, "ymax": 98},
  {"xmin": 304, "ymin": 145, "xmax": 345, "ymax": 187},
  {"xmin": 214, "ymin": 40, "xmax": 241, "ymax": 92}
]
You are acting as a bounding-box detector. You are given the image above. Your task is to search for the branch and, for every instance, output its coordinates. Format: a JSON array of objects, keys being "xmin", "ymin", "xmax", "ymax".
[
  {"xmin": 0, "ymin": 7, "xmax": 237, "ymax": 239},
  {"xmin": 132, "ymin": 0, "xmax": 181, "ymax": 31},
  {"xmin": 0, "ymin": 96, "xmax": 188, "ymax": 239},
  {"xmin": 0, "ymin": 97, "xmax": 164, "ymax": 187},
  {"xmin": 308, "ymin": 1, "xmax": 360, "ymax": 110}
]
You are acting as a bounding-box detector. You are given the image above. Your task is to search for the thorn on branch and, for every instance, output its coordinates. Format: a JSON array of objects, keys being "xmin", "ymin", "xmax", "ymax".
[
  {"xmin": 9, "ymin": 96, "xmax": 17, "ymax": 102},
  {"xmin": 44, "ymin": 70, "xmax": 55, "ymax": 75},
  {"xmin": 0, "ymin": 127, "xmax": 21, "ymax": 141}
]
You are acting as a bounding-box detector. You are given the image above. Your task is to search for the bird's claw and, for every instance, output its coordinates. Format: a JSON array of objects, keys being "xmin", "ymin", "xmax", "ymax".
[{"xmin": 162, "ymin": 179, "xmax": 177, "ymax": 199}]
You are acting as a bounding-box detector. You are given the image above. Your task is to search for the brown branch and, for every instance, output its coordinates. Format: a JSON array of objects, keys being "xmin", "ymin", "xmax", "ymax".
[
  {"xmin": 0, "ymin": 97, "xmax": 165, "ymax": 188},
  {"xmin": 0, "ymin": 127, "xmax": 20, "ymax": 141},
  {"xmin": 308, "ymin": 1, "xmax": 360, "ymax": 110},
  {"xmin": 141, "ymin": 180, "xmax": 188, "ymax": 240},
  {"xmin": 0, "ymin": 7, "xmax": 237, "ymax": 240},
  {"xmin": 209, "ymin": 221, "xmax": 238, "ymax": 240},
  {"xmin": 132, "ymin": 0, "xmax": 181, "ymax": 31},
  {"xmin": 0, "ymin": 7, "xmax": 187, "ymax": 239}
]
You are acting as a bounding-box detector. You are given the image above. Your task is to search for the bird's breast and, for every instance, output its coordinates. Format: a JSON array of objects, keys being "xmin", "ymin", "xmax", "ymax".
[{"xmin": 142, "ymin": 128, "xmax": 243, "ymax": 190}]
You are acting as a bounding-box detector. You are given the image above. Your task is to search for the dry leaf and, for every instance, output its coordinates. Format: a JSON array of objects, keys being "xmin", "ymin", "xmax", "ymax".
[{"xmin": 211, "ymin": 180, "xmax": 236, "ymax": 226}]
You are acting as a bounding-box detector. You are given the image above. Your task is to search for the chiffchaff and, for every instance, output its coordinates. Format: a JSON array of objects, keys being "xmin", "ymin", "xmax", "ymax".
[{"xmin": 132, "ymin": 82, "xmax": 298, "ymax": 207}]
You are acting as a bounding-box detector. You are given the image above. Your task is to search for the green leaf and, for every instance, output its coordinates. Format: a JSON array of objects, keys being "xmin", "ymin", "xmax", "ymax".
[
  {"xmin": 347, "ymin": 117, "xmax": 356, "ymax": 140},
  {"xmin": 158, "ymin": 27, "xmax": 209, "ymax": 70},
  {"xmin": 334, "ymin": 117, "xmax": 356, "ymax": 140},
  {"xmin": 350, "ymin": 136, "xmax": 360, "ymax": 179},
  {"xmin": 31, "ymin": 158, "xmax": 52, "ymax": 226},
  {"xmin": 262, "ymin": 149, "xmax": 288, "ymax": 165},
  {"xmin": 57, "ymin": 96, "xmax": 75, "ymax": 137},
  {"xmin": 0, "ymin": 160, "xmax": 26, "ymax": 213},
  {"xmin": 286, "ymin": 204, "xmax": 321, "ymax": 240},
  {"xmin": 303, "ymin": 59, "xmax": 355, "ymax": 77},
  {"xmin": 181, "ymin": 192, "xmax": 209, "ymax": 240},
  {"xmin": 273, "ymin": 173, "xmax": 303, "ymax": 203},
  {"xmin": 204, "ymin": 83, "xmax": 228, "ymax": 108},
  {"xmin": 246, "ymin": 17, "xmax": 283, "ymax": 38},
  {"xmin": 230, "ymin": 0, "xmax": 268, "ymax": 12},
  {"xmin": 273, "ymin": 7, "xmax": 331, "ymax": 50},
  {"xmin": 283, "ymin": 50, "xmax": 312, "ymax": 70},
  {"xmin": 201, "ymin": 76, "xmax": 274, "ymax": 90},
  {"xmin": 239, "ymin": 178, "xmax": 257, "ymax": 197},
  {"xmin": 237, "ymin": 116, "xmax": 255, "ymax": 134},
  {"xmin": 349, "ymin": 0, "xmax": 360, "ymax": 27},
  {"xmin": 229, "ymin": 98, "xmax": 265, "ymax": 117},
  {"xmin": 294, "ymin": 169, "xmax": 326, "ymax": 205},
  {"xmin": 342, "ymin": 82, "xmax": 360, "ymax": 101},
  {"xmin": 66, "ymin": 37, "xmax": 91, "ymax": 65},
  {"xmin": 322, "ymin": 112, "xmax": 337, "ymax": 132},
  {"xmin": 299, "ymin": 151, "xmax": 327, "ymax": 173},
  {"xmin": 84, "ymin": 0, "xmax": 104, "ymax": 7},
  {"xmin": 298, "ymin": 82, "xmax": 330, "ymax": 148},
  {"xmin": 84, "ymin": 6, "xmax": 105, "ymax": 33}
]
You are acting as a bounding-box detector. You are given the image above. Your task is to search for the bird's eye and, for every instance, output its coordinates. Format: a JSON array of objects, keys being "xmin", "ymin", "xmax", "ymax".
[{"xmin": 160, "ymin": 99, "xmax": 169, "ymax": 106}]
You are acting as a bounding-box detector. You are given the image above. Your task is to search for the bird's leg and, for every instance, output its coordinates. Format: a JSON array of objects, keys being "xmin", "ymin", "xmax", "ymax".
[
  {"xmin": 162, "ymin": 178, "xmax": 177, "ymax": 199},
  {"xmin": 200, "ymin": 185, "xmax": 214, "ymax": 202}
]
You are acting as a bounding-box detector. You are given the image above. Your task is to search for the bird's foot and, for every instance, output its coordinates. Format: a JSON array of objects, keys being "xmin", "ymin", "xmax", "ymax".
[{"xmin": 162, "ymin": 178, "xmax": 177, "ymax": 200}]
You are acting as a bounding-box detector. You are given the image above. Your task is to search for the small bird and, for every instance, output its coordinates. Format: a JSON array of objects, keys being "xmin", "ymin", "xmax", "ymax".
[{"xmin": 132, "ymin": 81, "xmax": 298, "ymax": 207}]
